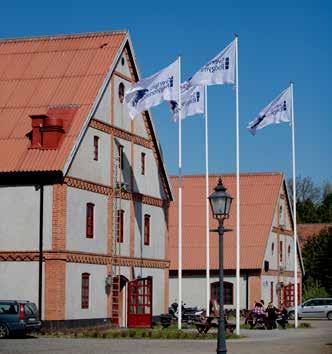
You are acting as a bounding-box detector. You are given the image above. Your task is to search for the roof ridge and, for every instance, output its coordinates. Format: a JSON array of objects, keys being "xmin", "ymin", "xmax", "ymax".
[
  {"xmin": 0, "ymin": 30, "xmax": 128, "ymax": 43},
  {"xmin": 170, "ymin": 172, "xmax": 283, "ymax": 178}
]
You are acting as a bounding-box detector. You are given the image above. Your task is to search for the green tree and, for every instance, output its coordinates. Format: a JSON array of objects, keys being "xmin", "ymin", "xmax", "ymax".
[
  {"xmin": 317, "ymin": 193, "xmax": 332, "ymax": 223},
  {"xmin": 302, "ymin": 228, "xmax": 332, "ymax": 295}
]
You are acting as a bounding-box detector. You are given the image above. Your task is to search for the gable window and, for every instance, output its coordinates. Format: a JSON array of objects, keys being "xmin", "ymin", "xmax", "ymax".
[
  {"xmin": 270, "ymin": 282, "xmax": 274, "ymax": 303},
  {"xmin": 86, "ymin": 203, "xmax": 94, "ymax": 238},
  {"xmin": 118, "ymin": 145, "xmax": 124, "ymax": 170},
  {"xmin": 288, "ymin": 245, "xmax": 291, "ymax": 257},
  {"xmin": 141, "ymin": 152, "xmax": 146, "ymax": 175},
  {"xmin": 279, "ymin": 204, "xmax": 285, "ymax": 226},
  {"xmin": 81, "ymin": 273, "xmax": 90, "ymax": 309},
  {"xmin": 93, "ymin": 136, "xmax": 99, "ymax": 161},
  {"xmin": 117, "ymin": 210, "xmax": 124, "ymax": 243},
  {"xmin": 279, "ymin": 241, "xmax": 283, "ymax": 262},
  {"xmin": 118, "ymin": 82, "xmax": 125, "ymax": 104},
  {"xmin": 144, "ymin": 214, "xmax": 150, "ymax": 246},
  {"xmin": 271, "ymin": 242, "xmax": 275, "ymax": 255}
]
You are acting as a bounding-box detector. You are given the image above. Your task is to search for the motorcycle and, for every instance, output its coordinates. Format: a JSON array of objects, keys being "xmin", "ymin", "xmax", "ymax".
[{"xmin": 169, "ymin": 302, "xmax": 206, "ymax": 323}]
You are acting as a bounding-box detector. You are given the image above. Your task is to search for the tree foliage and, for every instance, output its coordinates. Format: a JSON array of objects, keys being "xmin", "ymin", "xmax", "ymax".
[
  {"xmin": 287, "ymin": 176, "xmax": 332, "ymax": 223},
  {"xmin": 302, "ymin": 228, "xmax": 332, "ymax": 295}
]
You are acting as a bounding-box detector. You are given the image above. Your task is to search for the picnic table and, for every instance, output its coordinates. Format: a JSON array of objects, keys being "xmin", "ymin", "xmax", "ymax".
[{"xmin": 194, "ymin": 316, "xmax": 235, "ymax": 335}]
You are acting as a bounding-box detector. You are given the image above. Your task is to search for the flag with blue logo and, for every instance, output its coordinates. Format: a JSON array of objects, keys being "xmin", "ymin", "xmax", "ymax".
[
  {"xmin": 170, "ymin": 82, "xmax": 204, "ymax": 121},
  {"xmin": 247, "ymin": 86, "xmax": 292, "ymax": 135},
  {"xmin": 189, "ymin": 39, "xmax": 236, "ymax": 86},
  {"xmin": 125, "ymin": 59, "xmax": 180, "ymax": 119}
]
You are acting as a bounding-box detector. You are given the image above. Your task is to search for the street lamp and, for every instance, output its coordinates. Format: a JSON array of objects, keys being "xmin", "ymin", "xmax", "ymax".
[{"xmin": 208, "ymin": 178, "xmax": 233, "ymax": 354}]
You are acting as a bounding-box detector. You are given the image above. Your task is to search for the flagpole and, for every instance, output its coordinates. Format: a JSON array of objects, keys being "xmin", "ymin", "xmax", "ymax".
[
  {"xmin": 291, "ymin": 82, "xmax": 298, "ymax": 328},
  {"xmin": 178, "ymin": 56, "xmax": 182, "ymax": 330},
  {"xmin": 235, "ymin": 34, "xmax": 241, "ymax": 336},
  {"xmin": 204, "ymin": 85, "xmax": 210, "ymax": 316}
]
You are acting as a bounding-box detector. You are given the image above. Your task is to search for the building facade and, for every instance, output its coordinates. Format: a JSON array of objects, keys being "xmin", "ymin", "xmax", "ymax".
[
  {"xmin": 0, "ymin": 31, "xmax": 172, "ymax": 327},
  {"xmin": 169, "ymin": 173, "xmax": 304, "ymax": 310}
]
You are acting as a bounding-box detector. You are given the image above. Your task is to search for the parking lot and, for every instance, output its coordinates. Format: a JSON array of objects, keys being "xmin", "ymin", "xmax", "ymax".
[{"xmin": 0, "ymin": 320, "xmax": 331, "ymax": 354}]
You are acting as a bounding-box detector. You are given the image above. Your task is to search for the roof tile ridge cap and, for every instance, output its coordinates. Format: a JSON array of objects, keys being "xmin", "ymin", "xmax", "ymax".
[
  {"xmin": 0, "ymin": 30, "xmax": 128, "ymax": 43},
  {"xmin": 169, "ymin": 171, "xmax": 283, "ymax": 178}
]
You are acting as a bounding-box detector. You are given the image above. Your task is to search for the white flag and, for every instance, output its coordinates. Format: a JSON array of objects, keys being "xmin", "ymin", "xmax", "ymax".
[
  {"xmin": 189, "ymin": 39, "xmax": 236, "ymax": 86},
  {"xmin": 125, "ymin": 59, "xmax": 179, "ymax": 119},
  {"xmin": 247, "ymin": 86, "xmax": 292, "ymax": 135},
  {"xmin": 170, "ymin": 82, "xmax": 204, "ymax": 121}
]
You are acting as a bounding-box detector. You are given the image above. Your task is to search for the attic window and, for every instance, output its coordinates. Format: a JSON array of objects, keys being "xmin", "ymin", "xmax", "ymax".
[
  {"xmin": 119, "ymin": 82, "xmax": 125, "ymax": 104},
  {"xmin": 121, "ymin": 57, "xmax": 125, "ymax": 66},
  {"xmin": 271, "ymin": 242, "xmax": 275, "ymax": 255}
]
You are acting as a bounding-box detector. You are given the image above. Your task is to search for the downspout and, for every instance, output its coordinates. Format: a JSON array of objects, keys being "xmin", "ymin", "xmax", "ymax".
[{"xmin": 38, "ymin": 185, "xmax": 44, "ymax": 321}]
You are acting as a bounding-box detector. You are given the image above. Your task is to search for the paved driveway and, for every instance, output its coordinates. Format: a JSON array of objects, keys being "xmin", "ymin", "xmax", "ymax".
[{"xmin": 0, "ymin": 320, "xmax": 331, "ymax": 354}]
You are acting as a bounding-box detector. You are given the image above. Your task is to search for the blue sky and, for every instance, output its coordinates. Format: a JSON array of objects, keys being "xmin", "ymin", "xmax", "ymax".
[{"xmin": 1, "ymin": 0, "xmax": 331, "ymax": 185}]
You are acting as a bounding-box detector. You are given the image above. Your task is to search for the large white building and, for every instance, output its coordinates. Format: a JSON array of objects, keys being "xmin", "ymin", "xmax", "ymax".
[
  {"xmin": 169, "ymin": 173, "xmax": 304, "ymax": 310},
  {"xmin": 0, "ymin": 31, "xmax": 172, "ymax": 328}
]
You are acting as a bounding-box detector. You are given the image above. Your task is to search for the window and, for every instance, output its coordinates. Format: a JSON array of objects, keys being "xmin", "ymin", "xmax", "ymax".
[
  {"xmin": 210, "ymin": 281, "xmax": 233, "ymax": 305},
  {"xmin": 81, "ymin": 273, "xmax": 90, "ymax": 309},
  {"xmin": 271, "ymin": 242, "xmax": 275, "ymax": 255},
  {"xmin": 279, "ymin": 204, "xmax": 285, "ymax": 226},
  {"xmin": 117, "ymin": 210, "xmax": 124, "ymax": 243},
  {"xmin": 279, "ymin": 241, "xmax": 283, "ymax": 262},
  {"xmin": 86, "ymin": 203, "xmax": 94, "ymax": 238},
  {"xmin": 288, "ymin": 245, "xmax": 291, "ymax": 257},
  {"xmin": 144, "ymin": 214, "xmax": 150, "ymax": 246},
  {"xmin": 93, "ymin": 136, "xmax": 99, "ymax": 161},
  {"xmin": 141, "ymin": 152, "xmax": 146, "ymax": 175},
  {"xmin": 270, "ymin": 282, "xmax": 274, "ymax": 303},
  {"xmin": 118, "ymin": 145, "xmax": 124, "ymax": 170},
  {"xmin": 118, "ymin": 82, "xmax": 125, "ymax": 104}
]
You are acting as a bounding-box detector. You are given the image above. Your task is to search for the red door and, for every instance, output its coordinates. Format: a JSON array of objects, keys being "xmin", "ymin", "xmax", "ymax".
[
  {"xmin": 283, "ymin": 283, "xmax": 301, "ymax": 307},
  {"xmin": 127, "ymin": 276, "xmax": 152, "ymax": 328}
]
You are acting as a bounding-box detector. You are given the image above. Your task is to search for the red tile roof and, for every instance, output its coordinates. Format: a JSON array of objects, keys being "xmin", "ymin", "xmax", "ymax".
[
  {"xmin": 169, "ymin": 173, "xmax": 285, "ymax": 271},
  {"xmin": 0, "ymin": 31, "xmax": 126, "ymax": 174},
  {"xmin": 297, "ymin": 223, "xmax": 332, "ymax": 247}
]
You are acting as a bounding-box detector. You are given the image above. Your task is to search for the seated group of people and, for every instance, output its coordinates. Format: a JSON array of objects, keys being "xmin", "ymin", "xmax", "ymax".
[{"xmin": 251, "ymin": 300, "xmax": 288, "ymax": 329}]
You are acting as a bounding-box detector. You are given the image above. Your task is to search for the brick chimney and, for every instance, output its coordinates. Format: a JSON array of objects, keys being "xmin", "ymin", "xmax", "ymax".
[{"xmin": 29, "ymin": 114, "xmax": 65, "ymax": 149}]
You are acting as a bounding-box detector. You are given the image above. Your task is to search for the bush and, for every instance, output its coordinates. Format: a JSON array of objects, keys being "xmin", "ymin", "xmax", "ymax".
[
  {"xmin": 120, "ymin": 330, "xmax": 129, "ymax": 338},
  {"xmin": 303, "ymin": 278, "xmax": 330, "ymax": 301},
  {"xmin": 128, "ymin": 329, "xmax": 136, "ymax": 338},
  {"xmin": 111, "ymin": 331, "xmax": 121, "ymax": 338}
]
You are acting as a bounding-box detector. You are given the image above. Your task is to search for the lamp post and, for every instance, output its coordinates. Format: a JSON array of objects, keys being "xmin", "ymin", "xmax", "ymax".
[{"xmin": 208, "ymin": 178, "xmax": 233, "ymax": 354}]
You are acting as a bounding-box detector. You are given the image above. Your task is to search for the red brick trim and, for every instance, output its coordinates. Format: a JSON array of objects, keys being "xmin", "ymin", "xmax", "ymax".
[
  {"xmin": 52, "ymin": 184, "xmax": 67, "ymax": 250},
  {"xmin": 272, "ymin": 226, "xmax": 293, "ymax": 236},
  {"xmin": 0, "ymin": 251, "xmax": 169, "ymax": 269},
  {"xmin": 113, "ymin": 70, "xmax": 134, "ymax": 83},
  {"xmin": 90, "ymin": 119, "xmax": 152, "ymax": 149},
  {"xmin": 64, "ymin": 176, "xmax": 169, "ymax": 208},
  {"xmin": 249, "ymin": 276, "xmax": 261, "ymax": 306},
  {"xmin": 261, "ymin": 270, "xmax": 302, "ymax": 277},
  {"xmin": 65, "ymin": 176, "xmax": 111, "ymax": 195}
]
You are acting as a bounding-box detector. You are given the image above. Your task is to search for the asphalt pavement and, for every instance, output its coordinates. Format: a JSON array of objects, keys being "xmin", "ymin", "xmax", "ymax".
[{"xmin": 0, "ymin": 320, "xmax": 331, "ymax": 354}]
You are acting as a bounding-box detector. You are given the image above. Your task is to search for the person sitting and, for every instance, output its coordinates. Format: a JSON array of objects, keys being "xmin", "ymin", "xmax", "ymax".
[
  {"xmin": 266, "ymin": 302, "xmax": 278, "ymax": 329},
  {"xmin": 252, "ymin": 300, "xmax": 267, "ymax": 326},
  {"xmin": 276, "ymin": 303, "xmax": 289, "ymax": 329}
]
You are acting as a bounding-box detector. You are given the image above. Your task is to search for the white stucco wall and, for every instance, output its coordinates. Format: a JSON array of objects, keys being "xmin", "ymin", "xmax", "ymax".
[
  {"xmin": 169, "ymin": 275, "xmax": 247, "ymax": 310},
  {"xmin": 0, "ymin": 262, "xmax": 45, "ymax": 317},
  {"xmin": 66, "ymin": 187, "xmax": 108, "ymax": 254},
  {"xmin": 0, "ymin": 186, "xmax": 52, "ymax": 251},
  {"xmin": 260, "ymin": 275, "xmax": 279, "ymax": 306},
  {"xmin": 65, "ymin": 263, "xmax": 108, "ymax": 319},
  {"xmin": 134, "ymin": 204, "xmax": 166, "ymax": 260},
  {"xmin": 116, "ymin": 199, "xmax": 131, "ymax": 257},
  {"xmin": 94, "ymin": 83, "xmax": 111, "ymax": 124},
  {"xmin": 113, "ymin": 76, "xmax": 131, "ymax": 132},
  {"xmin": 115, "ymin": 52, "xmax": 132, "ymax": 78},
  {"xmin": 133, "ymin": 145, "xmax": 165, "ymax": 199},
  {"xmin": 69, "ymin": 127, "xmax": 111, "ymax": 186}
]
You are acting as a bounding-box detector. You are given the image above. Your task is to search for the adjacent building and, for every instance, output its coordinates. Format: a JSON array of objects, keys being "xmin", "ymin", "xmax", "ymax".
[
  {"xmin": 0, "ymin": 31, "xmax": 172, "ymax": 327},
  {"xmin": 169, "ymin": 173, "xmax": 304, "ymax": 310}
]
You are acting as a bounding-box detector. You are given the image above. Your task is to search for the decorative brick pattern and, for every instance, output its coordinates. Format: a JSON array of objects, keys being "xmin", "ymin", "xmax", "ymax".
[
  {"xmin": 52, "ymin": 184, "xmax": 67, "ymax": 250},
  {"xmin": 65, "ymin": 176, "xmax": 110, "ymax": 195},
  {"xmin": 113, "ymin": 70, "xmax": 134, "ymax": 83},
  {"xmin": 272, "ymin": 226, "xmax": 293, "ymax": 236},
  {"xmin": 90, "ymin": 119, "xmax": 152, "ymax": 149},
  {"xmin": 249, "ymin": 276, "xmax": 261, "ymax": 306},
  {"xmin": 0, "ymin": 251, "xmax": 169, "ymax": 269},
  {"xmin": 44, "ymin": 259, "xmax": 66, "ymax": 320}
]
